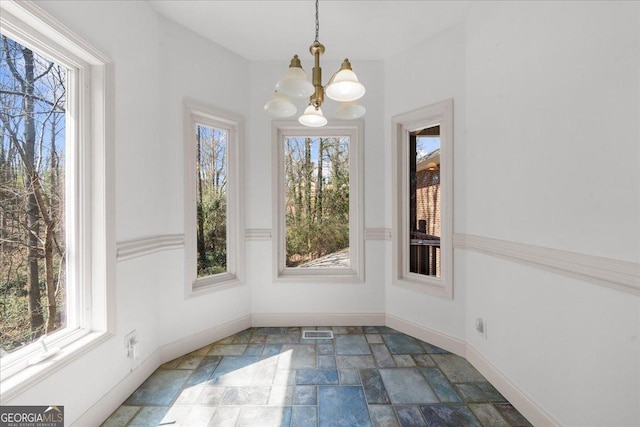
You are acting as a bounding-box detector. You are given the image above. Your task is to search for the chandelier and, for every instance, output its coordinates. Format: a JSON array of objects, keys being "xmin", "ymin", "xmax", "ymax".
[{"xmin": 264, "ymin": 0, "xmax": 366, "ymax": 127}]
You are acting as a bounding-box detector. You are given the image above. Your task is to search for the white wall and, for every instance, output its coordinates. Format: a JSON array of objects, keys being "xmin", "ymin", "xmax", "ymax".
[
  {"xmin": 155, "ymin": 16, "xmax": 251, "ymax": 347},
  {"xmin": 462, "ymin": 2, "xmax": 640, "ymax": 425},
  {"xmin": 6, "ymin": 2, "xmax": 252, "ymax": 424},
  {"xmin": 384, "ymin": 2, "xmax": 639, "ymax": 425},
  {"xmin": 384, "ymin": 23, "xmax": 468, "ymax": 341},
  {"xmin": 247, "ymin": 59, "xmax": 387, "ymax": 319},
  {"xmin": 464, "ymin": 1, "xmax": 639, "ymax": 262}
]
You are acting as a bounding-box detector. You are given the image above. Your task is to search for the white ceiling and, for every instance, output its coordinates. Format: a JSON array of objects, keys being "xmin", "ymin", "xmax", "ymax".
[{"xmin": 149, "ymin": 1, "xmax": 470, "ymax": 61}]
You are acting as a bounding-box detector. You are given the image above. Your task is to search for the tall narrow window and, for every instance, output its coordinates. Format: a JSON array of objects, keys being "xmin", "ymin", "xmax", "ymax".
[
  {"xmin": 393, "ymin": 100, "xmax": 453, "ymax": 298},
  {"xmin": 0, "ymin": 0, "xmax": 112, "ymax": 390},
  {"xmin": 410, "ymin": 127, "xmax": 441, "ymax": 277},
  {"xmin": 196, "ymin": 124, "xmax": 228, "ymax": 277},
  {"xmin": 273, "ymin": 123, "xmax": 363, "ymax": 281},
  {"xmin": 184, "ymin": 103, "xmax": 243, "ymax": 295},
  {"xmin": 0, "ymin": 33, "xmax": 68, "ymax": 353}
]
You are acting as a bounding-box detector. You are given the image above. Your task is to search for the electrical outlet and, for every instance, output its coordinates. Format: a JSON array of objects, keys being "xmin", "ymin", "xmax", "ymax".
[
  {"xmin": 124, "ymin": 330, "xmax": 138, "ymax": 359},
  {"xmin": 475, "ymin": 318, "xmax": 487, "ymax": 338}
]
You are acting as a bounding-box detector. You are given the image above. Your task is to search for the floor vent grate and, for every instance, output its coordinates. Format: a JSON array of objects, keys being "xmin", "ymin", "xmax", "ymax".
[{"xmin": 302, "ymin": 330, "xmax": 334, "ymax": 340}]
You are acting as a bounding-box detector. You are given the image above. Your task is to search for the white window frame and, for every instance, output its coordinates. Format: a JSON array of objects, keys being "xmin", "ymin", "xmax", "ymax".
[
  {"xmin": 392, "ymin": 100, "xmax": 454, "ymax": 298},
  {"xmin": 272, "ymin": 121, "xmax": 364, "ymax": 282},
  {"xmin": 184, "ymin": 101, "xmax": 244, "ymax": 297},
  {"xmin": 0, "ymin": 0, "xmax": 114, "ymax": 397}
]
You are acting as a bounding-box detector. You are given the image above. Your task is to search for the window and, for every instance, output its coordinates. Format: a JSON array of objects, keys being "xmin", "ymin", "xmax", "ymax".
[
  {"xmin": 273, "ymin": 122, "xmax": 363, "ymax": 281},
  {"xmin": 0, "ymin": 0, "xmax": 112, "ymax": 389},
  {"xmin": 410, "ymin": 128, "xmax": 441, "ymax": 277},
  {"xmin": 393, "ymin": 100, "xmax": 453, "ymax": 298},
  {"xmin": 196, "ymin": 124, "xmax": 228, "ymax": 277},
  {"xmin": 184, "ymin": 102, "xmax": 243, "ymax": 295},
  {"xmin": 0, "ymin": 32, "xmax": 68, "ymax": 355}
]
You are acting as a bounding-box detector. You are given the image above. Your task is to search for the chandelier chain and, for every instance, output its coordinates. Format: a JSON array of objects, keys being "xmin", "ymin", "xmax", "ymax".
[{"xmin": 314, "ymin": 0, "xmax": 320, "ymax": 44}]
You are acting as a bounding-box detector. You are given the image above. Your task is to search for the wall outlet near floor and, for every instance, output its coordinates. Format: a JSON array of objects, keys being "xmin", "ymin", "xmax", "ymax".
[
  {"xmin": 124, "ymin": 330, "xmax": 138, "ymax": 359},
  {"xmin": 475, "ymin": 318, "xmax": 487, "ymax": 338}
]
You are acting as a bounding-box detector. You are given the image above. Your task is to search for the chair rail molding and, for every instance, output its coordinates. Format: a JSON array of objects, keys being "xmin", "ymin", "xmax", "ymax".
[
  {"xmin": 364, "ymin": 228, "xmax": 392, "ymax": 240},
  {"xmin": 453, "ymin": 234, "xmax": 640, "ymax": 296},
  {"xmin": 245, "ymin": 229, "xmax": 272, "ymax": 241},
  {"xmin": 116, "ymin": 234, "xmax": 185, "ymax": 262}
]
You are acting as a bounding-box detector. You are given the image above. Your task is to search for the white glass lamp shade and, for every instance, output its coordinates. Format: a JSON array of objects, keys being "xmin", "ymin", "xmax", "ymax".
[
  {"xmin": 264, "ymin": 92, "xmax": 297, "ymax": 118},
  {"xmin": 276, "ymin": 66, "xmax": 315, "ymax": 98},
  {"xmin": 335, "ymin": 101, "xmax": 366, "ymax": 120},
  {"xmin": 298, "ymin": 105, "xmax": 328, "ymax": 127},
  {"xmin": 326, "ymin": 69, "xmax": 365, "ymax": 102}
]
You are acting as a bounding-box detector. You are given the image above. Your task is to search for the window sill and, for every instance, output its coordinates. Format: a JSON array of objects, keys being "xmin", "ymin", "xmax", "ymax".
[
  {"xmin": 0, "ymin": 331, "xmax": 112, "ymax": 403},
  {"xmin": 188, "ymin": 274, "xmax": 244, "ymax": 299},
  {"xmin": 275, "ymin": 268, "xmax": 364, "ymax": 283}
]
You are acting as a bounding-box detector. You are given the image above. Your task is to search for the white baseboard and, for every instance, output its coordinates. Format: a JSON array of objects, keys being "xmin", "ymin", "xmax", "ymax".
[
  {"xmin": 385, "ymin": 313, "xmax": 558, "ymax": 427},
  {"xmin": 251, "ymin": 312, "xmax": 386, "ymax": 327},
  {"xmin": 72, "ymin": 350, "xmax": 161, "ymax": 426},
  {"xmin": 385, "ymin": 313, "xmax": 467, "ymax": 357},
  {"xmin": 158, "ymin": 315, "xmax": 251, "ymax": 363},
  {"xmin": 466, "ymin": 345, "xmax": 560, "ymax": 427},
  {"xmin": 72, "ymin": 315, "xmax": 251, "ymax": 426}
]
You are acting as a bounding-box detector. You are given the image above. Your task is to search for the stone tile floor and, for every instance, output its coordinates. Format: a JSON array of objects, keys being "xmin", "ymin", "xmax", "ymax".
[{"xmin": 102, "ymin": 327, "xmax": 532, "ymax": 426}]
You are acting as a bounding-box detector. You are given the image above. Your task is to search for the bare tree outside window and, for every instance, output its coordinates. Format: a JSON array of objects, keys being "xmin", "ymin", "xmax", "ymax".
[
  {"xmin": 195, "ymin": 124, "xmax": 227, "ymax": 277},
  {"xmin": 284, "ymin": 136, "xmax": 349, "ymax": 268},
  {"xmin": 0, "ymin": 34, "xmax": 67, "ymax": 352}
]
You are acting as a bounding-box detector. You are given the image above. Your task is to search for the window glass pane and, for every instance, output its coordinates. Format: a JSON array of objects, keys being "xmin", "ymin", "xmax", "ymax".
[
  {"xmin": 410, "ymin": 126, "xmax": 441, "ymax": 277},
  {"xmin": 195, "ymin": 124, "xmax": 227, "ymax": 277},
  {"xmin": 284, "ymin": 136, "xmax": 350, "ymax": 268},
  {"xmin": 0, "ymin": 34, "xmax": 67, "ymax": 352}
]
